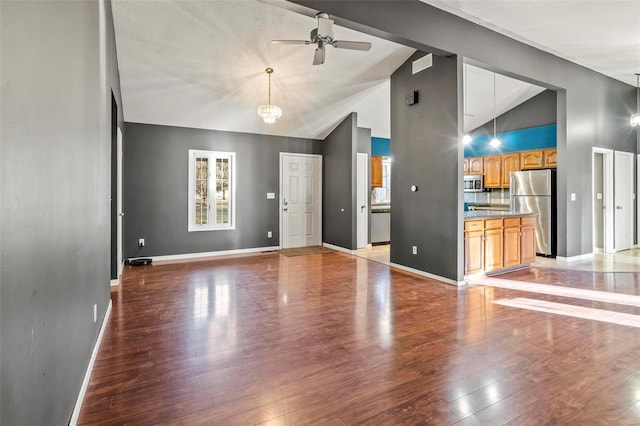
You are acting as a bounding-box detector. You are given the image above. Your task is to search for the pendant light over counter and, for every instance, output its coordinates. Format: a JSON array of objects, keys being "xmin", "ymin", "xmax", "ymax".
[
  {"xmin": 489, "ymin": 71, "xmax": 501, "ymax": 148},
  {"xmin": 257, "ymin": 67, "xmax": 282, "ymax": 124},
  {"xmin": 631, "ymin": 73, "xmax": 640, "ymax": 127}
]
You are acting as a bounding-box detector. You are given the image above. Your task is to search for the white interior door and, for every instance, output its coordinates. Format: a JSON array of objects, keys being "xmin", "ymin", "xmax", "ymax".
[
  {"xmin": 614, "ymin": 150, "xmax": 633, "ymax": 251},
  {"xmin": 116, "ymin": 127, "xmax": 124, "ymax": 276},
  {"xmin": 356, "ymin": 153, "xmax": 368, "ymax": 249},
  {"xmin": 280, "ymin": 153, "xmax": 322, "ymax": 249}
]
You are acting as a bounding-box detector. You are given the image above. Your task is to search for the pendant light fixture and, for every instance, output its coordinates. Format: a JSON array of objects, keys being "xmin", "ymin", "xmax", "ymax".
[
  {"xmin": 489, "ymin": 71, "xmax": 501, "ymax": 147},
  {"xmin": 631, "ymin": 73, "xmax": 640, "ymax": 127},
  {"xmin": 257, "ymin": 67, "xmax": 282, "ymax": 124},
  {"xmin": 463, "ymin": 64, "xmax": 472, "ymax": 145}
]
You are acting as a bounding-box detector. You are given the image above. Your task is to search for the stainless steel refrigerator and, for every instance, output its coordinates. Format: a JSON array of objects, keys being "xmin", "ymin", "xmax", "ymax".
[{"xmin": 510, "ymin": 169, "xmax": 556, "ymax": 257}]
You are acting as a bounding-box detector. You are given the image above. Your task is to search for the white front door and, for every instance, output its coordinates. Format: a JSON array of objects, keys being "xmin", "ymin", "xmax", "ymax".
[
  {"xmin": 280, "ymin": 153, "xmax": 322, "ymax": 249},
  {"xmin": 614, "ymin": 150, "xmax": 633, "ymax": 251},
  {"xmin": 116, "ymin": 127, "xmax": 124, "ymax": 276},
  {"xmin": 356, "ymin": 153, "xmax": 368, "ymax": 248}
]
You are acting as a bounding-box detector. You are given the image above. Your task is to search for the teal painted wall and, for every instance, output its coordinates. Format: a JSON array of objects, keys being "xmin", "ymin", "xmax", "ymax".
[
  {"xmin": 464, "ymin": 124, "xmax": 556, "ymax": 157},
  {"xmin": 371, "ymin": 137, "xmax": 391, "ymax": 156}
]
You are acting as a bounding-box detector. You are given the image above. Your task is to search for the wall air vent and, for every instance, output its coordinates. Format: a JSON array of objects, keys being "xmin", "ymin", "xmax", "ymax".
[{"xmin": 412, "ymin": 54, "xmax": 433, "ymax": 74}]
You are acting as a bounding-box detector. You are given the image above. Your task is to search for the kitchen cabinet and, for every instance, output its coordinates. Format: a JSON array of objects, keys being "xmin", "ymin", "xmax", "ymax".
[
  {"xmin": 464, "ymin": 215, "xmax": 537, "ymax": 276},
  {"xmin": 483, "ymin": 155, "xmax": 501, "ymax": 188},
  {"xmin": 501, "ymin": 153, "xmax": 520, "ymax": 187},
  {"xmin": 543, "ymin": 148, "xmax": 557, "ymax": 168},
  {"xmin": 464, "ymin": 229, "xmax": 484, "ymax": 275},
  {"xmin": 468, "ymin": 157, "xmax": 483, "ymax": 175},
  {"xmin": 520, "ymin": 216, "xmax": 537, "ymax": 264},
  {"xmin": 520, "ymin": 150, "xmax": 544, "ymax": 170},
  {"xmin": 463, "ymin": 158, "xmax": 469, "ymax": 175},
  {"xmin": 371, "ymin": 156, "xmax": 383, "ymax": 187},
  {"xmin": 503, "ymin": 218, "xmax": 521, "ymax": 268}
]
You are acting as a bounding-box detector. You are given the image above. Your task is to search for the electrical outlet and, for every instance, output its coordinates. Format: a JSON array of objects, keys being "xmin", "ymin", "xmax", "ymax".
[
  {"xmin": 571, "ymin": 193, "xmax": 576, "ymax": 201},
  {"xmin": 267, "ymin": 231, "xmax": 272, "ymax": 238},
  {"xmin": 93, "ymin": 304, "xmax": 97, "ymax": 323},
  {"xmin": 138, "ymin": 238, "xmax": 145, "ymax": 247},
  {"xmin": 412, "ymin": 246, "xmax": 418, "ymax": 255}
]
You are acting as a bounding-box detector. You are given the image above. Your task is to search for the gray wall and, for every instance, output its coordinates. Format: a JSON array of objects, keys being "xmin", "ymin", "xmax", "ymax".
[
  {"xmin": 322, "ymin": 113, "xmax": 358, "ymax": 250},
  {"xmin": 288, "ymin": 0, "xmax": 637, "ymax": 259},
  {"xmin": 390, "ymin": 52, "xmax": 460, "ymax": 280},
  {"xmin": 1, "ymin": 0, "xmax": 121, "ymax": 423},
  {"xmin": 124, "ymin": 123, "xmax": 322, "ymax": 258},
  {"xmin": 470, "ymin": 89, "xmax": 557, "ymax": 136}
]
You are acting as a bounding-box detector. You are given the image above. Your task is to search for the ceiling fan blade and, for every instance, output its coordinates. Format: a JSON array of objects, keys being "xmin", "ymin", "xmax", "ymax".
[
  {"xmin": 272, "ymin": 40, "xmax": 311, "ymax": 45},
  {"xmin": 313, "ymin": 45, "xmax": 325, "ymax": 65},
  {"xmin": 332, "ymin": 40, "xmax": 372, "ymax": 51},
  {"xmin": 317, "ymin": 16, "xmax": 334, "ymax": 38}
]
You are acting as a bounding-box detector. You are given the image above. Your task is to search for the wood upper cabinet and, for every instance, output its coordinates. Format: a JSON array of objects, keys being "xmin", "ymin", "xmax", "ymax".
[
  {"xmin": 468, "ymin": 157, "xmax": 483, "ymax": 175},
  {"xmin": 543, "ymin": 148, "xmax": 557, "ymax": 168},
  {"xmin": 501, "ymin": 153, "xmax": 520, "ymax": 188},
  {"xmin": 463, "ymin": 158, "xmax": 469, "ymax": 175},
  {"xmin": 483, "ymin": 155, "xmax": 501, "ymax": 188},
  {"xmin": 520, "ymin": 217, "xmax": 537, "ymax": 264},
  {"xmin": 520, "ymin": 150, "xmax": 544, "ymax": 170},
  {"xmin": 371, "ymin": 156, "xmax": 383, "ymax": 187}
]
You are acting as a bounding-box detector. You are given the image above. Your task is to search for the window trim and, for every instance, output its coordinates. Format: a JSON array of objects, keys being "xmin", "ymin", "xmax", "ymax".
[{"xmin": 188, "ymin": 149, "xmax": 236, "ymax": 232}]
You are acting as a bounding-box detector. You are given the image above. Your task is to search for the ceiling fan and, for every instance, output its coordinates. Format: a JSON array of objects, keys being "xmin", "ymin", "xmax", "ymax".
[{"xmin": 272, "ymin": 12, "xmax": 372, "ymax": 65}]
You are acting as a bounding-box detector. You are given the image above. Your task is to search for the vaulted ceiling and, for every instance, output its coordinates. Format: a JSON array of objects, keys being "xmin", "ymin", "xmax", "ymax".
[{"xmin": 112, "ymin": 0, "xmax": 639, "ymax": 140}]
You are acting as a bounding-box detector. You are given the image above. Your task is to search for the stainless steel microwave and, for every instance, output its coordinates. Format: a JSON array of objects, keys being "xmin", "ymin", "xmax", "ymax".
[{"xmin": 464, "ymin": 175, "xmax": 484, "ymax": 192}]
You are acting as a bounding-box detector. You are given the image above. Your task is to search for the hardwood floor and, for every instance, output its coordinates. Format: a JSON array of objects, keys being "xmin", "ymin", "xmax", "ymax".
[{"xmin": 79, "ymin": 251, "xmax": 640, "ymax": 424}]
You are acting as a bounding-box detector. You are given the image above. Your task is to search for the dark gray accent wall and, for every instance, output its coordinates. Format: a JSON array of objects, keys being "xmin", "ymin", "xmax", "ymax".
[
  {"xmin": 287, "ymin": 0, "xmax": 637, "ymax": 259},
  {"xmin": 469, "ymin": 89, "xmax": 557, "ymax": 136},
  {"xmin": 322, "ymin": 114, "xmax": 358, "ymax": 250},
  {"xmin": 124, "ymin": 123, "xmax": 321, "ymax": 258},
  {"xmin": 1, "ymin": 0, "xmax": 122, "ymax": 423},
  {"xmin": 357, "ymin": 127, "xmax": 372, "ymax": 244},
  {"xmin": 390, "ymin": 52, "xmax": 460, "ymax": 280}
]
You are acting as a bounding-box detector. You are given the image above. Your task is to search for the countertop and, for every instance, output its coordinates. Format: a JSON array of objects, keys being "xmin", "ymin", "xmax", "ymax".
[{"xmin": 464, "ymin": 211, "xmax": 537, "ymax": 220}]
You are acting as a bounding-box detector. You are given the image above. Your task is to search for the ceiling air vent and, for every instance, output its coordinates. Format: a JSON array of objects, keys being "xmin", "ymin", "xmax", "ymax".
[{"xmin": 412, "ymin": 54, "xmax": 433, "ymax": 74}]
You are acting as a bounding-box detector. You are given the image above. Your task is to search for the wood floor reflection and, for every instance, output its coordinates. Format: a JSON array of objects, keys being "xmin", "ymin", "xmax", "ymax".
[{"xmin": 79, "ymin": 252, "xmax": 640, "ymax": 424}]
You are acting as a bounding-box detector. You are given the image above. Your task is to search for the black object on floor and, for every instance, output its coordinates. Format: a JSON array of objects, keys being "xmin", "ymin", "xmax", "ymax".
[{"xmin": 129, "ymin": 258, "xmax": 152, "ymax": 266}]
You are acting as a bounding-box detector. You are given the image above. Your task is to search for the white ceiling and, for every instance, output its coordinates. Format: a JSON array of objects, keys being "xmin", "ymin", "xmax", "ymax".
[
  {"xmin": 111, "ymin": 0, "xmax": 415, "ymax": 140},
  {"xmin": 112, "ymin": 0, "xmax": 638, "ymax": 141},
  {"xmin": 423, "ymin": 0, "xmax": 640, "ymax": 87}
]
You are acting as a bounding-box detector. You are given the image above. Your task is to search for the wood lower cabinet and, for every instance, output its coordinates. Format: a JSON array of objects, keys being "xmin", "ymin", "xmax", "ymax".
[
  {"xmin": 464, "ymin": 215, "xmax": 536, "ymax": 276},
  {"xmin": 371, "ymin": 156, "xmax": 383, "ymax": 187},
  {"xmin": 520, "ymin": 216, "xmax": 537, "ymax": 264},
  {"xmin": 483, "ymin": 155, "xmax": 501, "ymax": 188},
  {"xmin": 520, "ymin": 150, "xmax": 544, "ymax": 170},
  {"xmin": 501, "ymin": 153, "xmax": 520, "ymax": 187}
]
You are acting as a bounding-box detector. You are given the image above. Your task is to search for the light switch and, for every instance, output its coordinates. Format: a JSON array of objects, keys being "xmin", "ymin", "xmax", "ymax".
[
  {"xmin": 267, "ymin": 192, "xmax": 275, "ymax": 199},
  {"xmin": 571, "ymin": 193, "xmax": 576, "ymax": 201},
  {"xmin": 597, "ymin": 193, "xmax": 602, "ymax": 200}
]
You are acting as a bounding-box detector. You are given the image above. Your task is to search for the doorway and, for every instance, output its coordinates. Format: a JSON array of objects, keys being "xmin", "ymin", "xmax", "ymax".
[
  {"xmin": 356, "ymin": 153, "xmax": 369, "ymax": 249},
  {"xmin": 279, "ymin": 153, "xmax": 322, "ymax": 249}
]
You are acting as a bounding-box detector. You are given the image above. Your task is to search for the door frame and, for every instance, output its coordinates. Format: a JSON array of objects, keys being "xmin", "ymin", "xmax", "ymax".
[
  {"xmin": 356, "ymin": 153, "xmax": 369, "ymax": 249},
  {"xmin": 278, "ymin": 152, "xmax": 323, "ymax": 249},
  {"xmin": 592, "ymin": 147, "xmax": 614, "ymax": 253},
  {"xmin": 116, "ymin": 127, "xmax": 124, "ymax": 277}
]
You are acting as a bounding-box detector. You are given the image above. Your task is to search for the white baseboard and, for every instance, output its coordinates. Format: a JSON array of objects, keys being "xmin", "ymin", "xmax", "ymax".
[
  {"xmin": 556, "ymin": 252, "xmax": 594, "ymax": 263},
  {"xmin": 389, "ymin": 262, "xmax": 464, "ymax": 287},
  {"xmin": 142, "ymin": 246, "xmax": 281, "ymax": 263},
  {"xmin": 322, "ymin": 242, "xmax": 356, "ymax": 255},
  {"xmin": 110, "ymin": 277, "xmax": 120, "ymax": 287},
  {"xmin": 69, "ymin": 299, "xmax": 112, "ymax": 425}
]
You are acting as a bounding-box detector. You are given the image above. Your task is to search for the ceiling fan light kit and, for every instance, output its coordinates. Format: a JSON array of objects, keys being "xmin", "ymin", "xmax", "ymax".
[
  {"xmin": 631, "ymin": 73, "xmax": 640, "ymax": 127},
  {"xmin": 272, "ymin": 12, "xmax": 372, "ymax": 65},
  {"xmin": 257, "ymin": 67, "xmax": 282, "ymax": 124}
]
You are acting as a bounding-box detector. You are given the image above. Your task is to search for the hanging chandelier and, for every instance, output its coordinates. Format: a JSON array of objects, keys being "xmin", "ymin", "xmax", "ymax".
[
  {"xmin": 631, "ymin": 73, "xmax": 640, "ymax": 127},
  {"xmin": 257, "ymin": 67, "xmax": 282, "ymax": 124}
]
